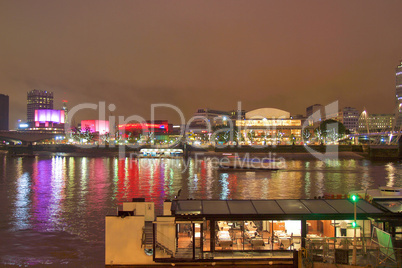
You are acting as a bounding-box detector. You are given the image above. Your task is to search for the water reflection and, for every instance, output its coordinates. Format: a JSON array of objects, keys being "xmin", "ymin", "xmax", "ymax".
[
  {"xmin": 385, "ymin": 162, "xmax": 396, "ymax": 187},
  {"xmin": 14, "ymin": 172, "xmax": 31, "ymax": 231},
  {"xmin": 2, "ymin": 155, "xmax": 402, "ymax": 266}
]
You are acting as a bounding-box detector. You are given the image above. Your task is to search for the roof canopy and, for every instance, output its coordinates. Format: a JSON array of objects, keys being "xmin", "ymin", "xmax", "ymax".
[
  {"xmin": 246, "ymin": 108, "xmax": 290, "ymax": 119},
  {"xmin": 171, "ymin": 199, "xmax": 386, "ymax": 220}
]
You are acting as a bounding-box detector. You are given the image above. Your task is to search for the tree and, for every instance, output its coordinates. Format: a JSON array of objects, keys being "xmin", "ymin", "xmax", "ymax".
[
  {"xmin": 319, "ymin": 119, "xmax": 347, "ymax": 143},
  {"xmin": 247, "ymin": 130, "xmax": 255, "ymax": 143},
  {"xmin": 290, "ymin": 134, "xmax": 296, "ymax": 145},
  {"xmin": 212, "ymin": 124, "xmax": 241, "ymax": 144},
  {"xmin": 314, "ymin": 128, "xmax": 324, "ymax": 144},
  {"xmin": 276, "ymin": 131, "xmax": 283, "ymax": 144},
  {"xmin": 82, "ymin": 127, "xmax": 94, "ymax": 143},
  {"xmin": 303, "ymin": 129, "xmax": 311, "ymax": 141}
]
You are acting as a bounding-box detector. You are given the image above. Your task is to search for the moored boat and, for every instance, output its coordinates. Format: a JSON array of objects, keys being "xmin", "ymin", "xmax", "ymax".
[
  {"xmin": 139, "ymin": 148, "xmax": 183, "ymax": 158},
  {"xmin": 349, "ymin": 186, "xmax": 402, "ymax": 202}
]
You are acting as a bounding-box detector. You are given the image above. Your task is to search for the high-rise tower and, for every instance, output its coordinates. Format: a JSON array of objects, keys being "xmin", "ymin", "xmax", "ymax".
[
  {"xmin": 27, "ymin": 89, "xmax": 53, "ymax": 124},
  {"xmin": 62, "ymin": 100, "xmax": 68, "ymax": 123},
  {"xmin": 0, "ymin": 94, "xmax": 9, "ymax": 130},
  {"xmin": 395, "ymin": 60, "xmax": 402, "ymax": 128}
]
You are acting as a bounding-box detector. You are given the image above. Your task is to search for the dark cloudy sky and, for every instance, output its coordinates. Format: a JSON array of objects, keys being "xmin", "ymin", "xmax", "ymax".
[{"xmin": 1, "ymin": 0, "xmax": 402, "ymax": 127}]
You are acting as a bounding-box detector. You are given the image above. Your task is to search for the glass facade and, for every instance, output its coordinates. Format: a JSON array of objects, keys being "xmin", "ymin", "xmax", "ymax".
[
  {"xmin": 153, "ymin": 199, "xmax": 390, "ymax": 262},
  {"xmin": 154, "ymin": 218, "xmax": 378, "ymax": 261}
]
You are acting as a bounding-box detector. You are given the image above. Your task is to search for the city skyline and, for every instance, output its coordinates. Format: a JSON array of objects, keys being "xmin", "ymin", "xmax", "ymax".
[{"xmin": 1, "ymin": 1, "xmax": 402, "ymax": 125}]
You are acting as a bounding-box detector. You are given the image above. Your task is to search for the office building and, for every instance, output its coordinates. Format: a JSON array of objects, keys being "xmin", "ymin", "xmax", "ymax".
[
  {"xmin": 306, "ymin": 104, "xmax": 323, "ymax": 119},
  {"xmin": 27, "ymin": 89, "xmax": 53, "ymax": 124},
  {"xmin": 188, "ymin": 108, "xmax": 245, "ymax": 134},
  {"xmin": 395, "ymin": 60, "xmax": 402, "ymax": 128},
  {"xmin": 0, "ymin": 94, "xmax": 9, "ymax": 130},
  {"xmin": 358, "ymin": 113, "xmax": 394, "ymax": 133},
  {"xmin": 342, "ymin": 107, "xmax": 360, "ymax": 133}
]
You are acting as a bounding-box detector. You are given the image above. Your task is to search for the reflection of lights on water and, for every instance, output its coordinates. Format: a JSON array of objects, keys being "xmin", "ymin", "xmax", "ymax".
[
  {"xmin": 192, "ymin": 174, "xmax": 199, "ymax": 194},
  {"xmin": 316, "ymin": 172, "xmax": 324, "ymax": 197},
  {"xmin": 305, "ymin": 162, "xmax": 310, "ymax": 169},
  {"xmin": 125, "ymin": 157, "xmax": 130, "ymax": 192},
  {"xmin": 348, "ymin": 159, "xmax": 356, "ymax": 168},
  {"xmin": 315, "ymin": 161, "xmax": 324, "ymax": 169},
  {"xmin": 206, "ymin": 160, "xmax": 214, "ymax": 195},
  {"xmin": 220, "ymin": 173, "xmax": 229, "ymax": 200},
  {"xmin": 292, "ymin": 161, "xmax": 303, "ymax": 169},
  {"xmin": 304, "ymin": 172, "xmax": 311, "ymax": 196},
  {"xmin": 13, "ymin": 172, "xmax": 32, "ymax": 230},
  {"xmin": 113, "ymin": 157, "xmax": 119, "ymax": 195},
  {"xmin": 50, "ymin": 156, "xmax": 65, "ymax": 226},
  {"xmin": 81, "ymin": 157, "xmax": 88, "ymax": 193},
  {"xmin": 325, "ymin": 159, "xmax": 340, "ymax": 167},
  {"xmin": 246, "ymin": 172, "xmax": 255, "ymax": 179},
  {"xmin": 385, "ymin": 162, "xmax": 395, "ymax": 187},
  {"xmin": 68, "ymin": 157, "xmax": 75, "ymax": 180}
]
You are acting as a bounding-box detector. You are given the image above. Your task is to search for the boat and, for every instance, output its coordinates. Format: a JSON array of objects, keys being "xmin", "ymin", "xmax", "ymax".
[
  {"xmin": 349, "ymin": 186, "xmax": 402, "ymax": 202},
  {"xmin": 218, "ymin": 157, "xmax": 282, "ymax": 171},
  {"xmin": 139, "ymin": 148, "xmax": 183, "ymax": 158}
]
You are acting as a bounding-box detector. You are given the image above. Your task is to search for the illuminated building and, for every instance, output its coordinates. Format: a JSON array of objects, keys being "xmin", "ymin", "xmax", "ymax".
[
  {"xmin": 236, "ymin": 108, "xmax": 303, "ymax": 145},
  {"xmin": 27, "ymin": 89, "xmax": 53, "ymax": 125},
  {"xmin": 0, "ymin": 94, "xmax": 9, "ymax": 130},
  {"xmin": 29, "ymin": 109, "xmax": 65, "ymax": 133},
  {"xmin": 342, "ymin": 107, "xmax": 359, "ymax": 133},
  {"xmin": 118, "ymin": 121, "xmax": 169, "ymax": 134},
  {"xmin": 396, "ymin": 60, "xmax": 402, "ymax": 128},
  {"xmin": 117, "ymin": 120, "xmax": 178, "ymax": 145},
  {"xmin": 358, "ymin": 113, "xmax": 394, "ymax": 133},
  {"xmin": 118, "ymin": 120, "xmax": 173, "ymax": 142},
  {"xmin": 189, "ymin": 108, "xmax": 245, "ymax": 133},
  {"xmin": 81, "ymin": 120, "xmax": 110, "ymax": 135},
  {"xmin": 18, "ymin": 122, "xmax": 29, "ymax": 130}
]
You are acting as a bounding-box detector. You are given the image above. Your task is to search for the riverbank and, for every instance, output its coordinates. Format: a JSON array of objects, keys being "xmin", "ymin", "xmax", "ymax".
[
  {"xmin": 188, "ymin": 151, "xmax": 367, "ymax": 160},
  {"xmin": 0, "ymin": 144, "xmax": 384, "ymax": 160}
]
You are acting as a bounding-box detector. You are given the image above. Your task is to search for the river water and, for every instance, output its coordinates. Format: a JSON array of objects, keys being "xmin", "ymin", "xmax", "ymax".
[{"xmin": 0, "ymin": 153, "xmax": 401, "ymax": 266}]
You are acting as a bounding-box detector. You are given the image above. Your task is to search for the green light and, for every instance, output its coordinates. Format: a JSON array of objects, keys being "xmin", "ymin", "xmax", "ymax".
[
  {"xmin": 351, "ymin": 194, "xmax": 358, "ymax": 202},
  {"xmin": 352, "ymin": 221, "xmax": 357, "ymax": 228}
]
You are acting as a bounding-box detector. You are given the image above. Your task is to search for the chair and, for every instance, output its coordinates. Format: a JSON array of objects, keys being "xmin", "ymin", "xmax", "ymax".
[
  {"xmin": 280, "ymin": 238, "xmax": 291, "ymax": 250},
  {"xmin": 290, "ymin": 233, "xmax": 294, "ymax": 249}
]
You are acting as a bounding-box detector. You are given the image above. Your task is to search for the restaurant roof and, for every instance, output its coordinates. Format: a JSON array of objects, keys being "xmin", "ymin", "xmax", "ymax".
[
  {"xmin": 171, "ymin": 199, "xmax": 386, "ymax": 219},
  {"xmin": 374, "ymin": 200, "xmax": 402, "ymax": 213}
]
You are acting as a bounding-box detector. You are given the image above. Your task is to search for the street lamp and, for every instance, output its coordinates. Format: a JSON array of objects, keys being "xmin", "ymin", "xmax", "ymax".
[{"xmin": 350, "ymin": 194, "xmax": 359, "ymax": 265}]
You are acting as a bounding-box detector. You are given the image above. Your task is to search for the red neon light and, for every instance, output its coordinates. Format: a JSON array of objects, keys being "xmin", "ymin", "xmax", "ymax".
[
  {"xmin": 118, "ymin": 123, "xmax": 167, "ymax": 129},
  {"xmin": 118, "ymin": 123, "xmax": 168, "ymax": 132}
]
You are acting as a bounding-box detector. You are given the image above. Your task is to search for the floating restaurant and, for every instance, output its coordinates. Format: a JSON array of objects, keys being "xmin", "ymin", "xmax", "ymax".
[{"xmin": 105, "ymin": 198, "xmax": 402, "ymax": 267}]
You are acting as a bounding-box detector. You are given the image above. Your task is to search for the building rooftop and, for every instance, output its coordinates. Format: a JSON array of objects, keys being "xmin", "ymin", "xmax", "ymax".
[{"xmin": 171, "ymin": 199, "xmax": 387, "ymax": 219}]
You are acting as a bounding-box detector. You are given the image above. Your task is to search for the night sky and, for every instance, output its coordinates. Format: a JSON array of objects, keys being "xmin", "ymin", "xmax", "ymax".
[{"xmin": 1, "ymin": 0, "xmax": 402, "ymax": 127}]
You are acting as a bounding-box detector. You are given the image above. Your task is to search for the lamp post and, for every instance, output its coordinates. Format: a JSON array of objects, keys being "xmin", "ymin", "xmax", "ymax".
[{"xmin": 351, "ymin": 194, "xmax": 358, "ymax": 265}]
